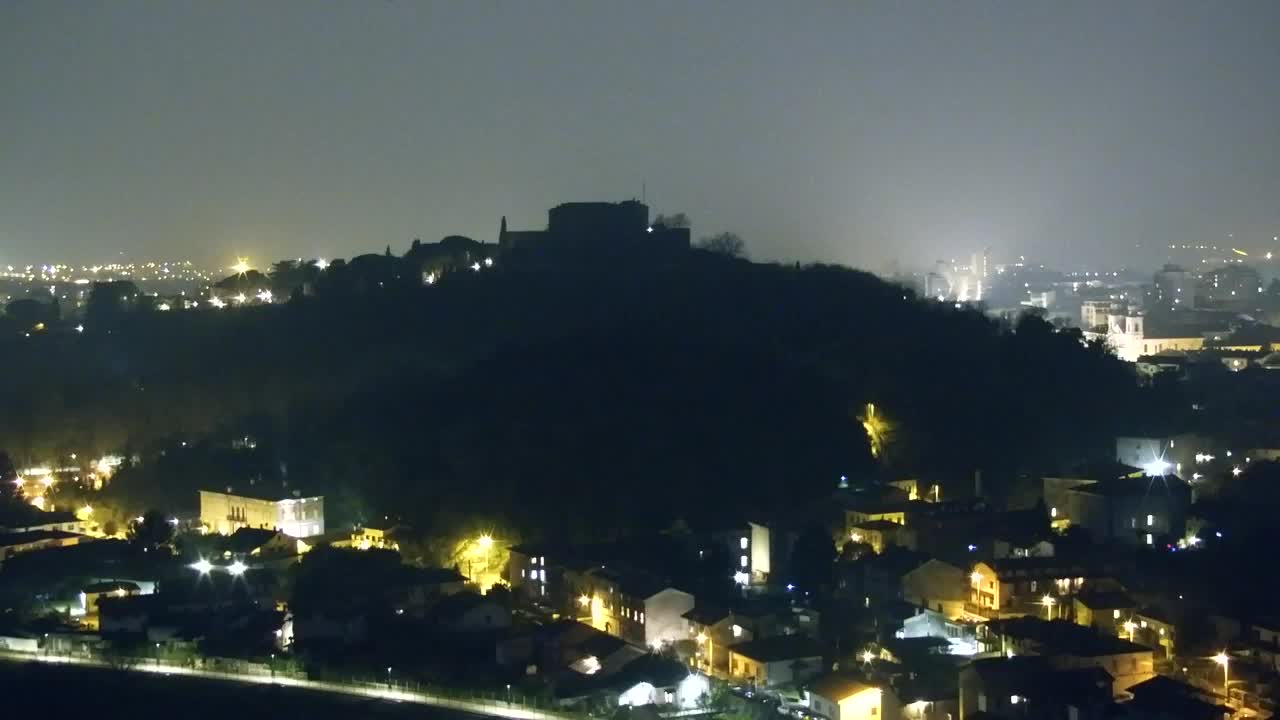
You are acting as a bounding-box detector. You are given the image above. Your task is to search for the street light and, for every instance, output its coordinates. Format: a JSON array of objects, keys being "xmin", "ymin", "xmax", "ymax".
[
  {"xmin": 1040, "ymin": 594, "xmax": 1056, "ymax": 620},
  {"xmin": 1213, "ymin": 652, "xmax": 1230, "ymax": 701},
  {"xmin": 1123, "ymin": 619, "xmax": 1138, "ymax": 642},
  {"xmin": 861, "ymin": 650, "xmax": 875, "ymax": 665},
  {"xmin": 506, "ymin": 683, "xmax": 512, "ymax": 704},
  {"xmin": 228, "ymin": 560, "xmax": 247, "ymax": 576},
  {"xmin": 190, "ymin": 559, "xmax": 213, "ymax": 574},
  {"xmin": 386, "ymin": 666, "xmax": 393, "ymax": 689}
]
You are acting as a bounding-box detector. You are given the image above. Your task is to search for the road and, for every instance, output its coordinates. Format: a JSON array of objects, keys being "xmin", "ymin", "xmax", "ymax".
[{"xmin": 0, "ymin": 650, "xmax": 570, "ymax": 720}]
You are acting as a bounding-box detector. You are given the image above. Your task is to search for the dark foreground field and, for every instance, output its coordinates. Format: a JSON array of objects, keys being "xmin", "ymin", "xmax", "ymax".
[{"xmin": 0, "ymin": 660, "xmax": 480, "ymax": 719}]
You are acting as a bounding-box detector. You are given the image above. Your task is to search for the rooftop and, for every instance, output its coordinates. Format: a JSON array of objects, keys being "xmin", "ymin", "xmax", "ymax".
[
  {"xmin": 807, "ymin": 673, "xmax": 874, "ymax": 702},
  {"xmin": 682, "ymin": 604, "xmax": 732, "ymax": 626},
  {"xmin": 1074, "ymin": 587, "xmax": 1136, "ymax": 610},
  {"xmin": 0, "ymin": 529, "xmax": 83, "ymax": 547},
  {"xmin": 82, "ymin": 580, "xmax": 139, "ymax": 594},
  {"xmin": 728, "ymin": 635, "xmax": 826, "ymax": 662},
  {"xmin": 201, "ymin": 486, "xmax": 322, "ymax": 503},
  {"xmin": 987, "ymin": 617, "xmax": 1149, "ymax": 657}
]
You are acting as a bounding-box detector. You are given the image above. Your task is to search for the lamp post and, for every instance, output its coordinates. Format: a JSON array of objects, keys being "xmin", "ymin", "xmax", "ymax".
[
  {"xmin": 154, "ymin": 642, "xmax": 161, "ymax": 667},
  {"xmin": 270, "ymin": 652, "xmax": 275, "ymax": 679},
  {"xmin": 1122, "ymin": 620, "xmax": 1137, "ymax": 643},
  {"xmin": 1213, "ymin": 652, "xmax": 1230, "ymax": 704},
  {"xmin": 386, "ymin": 666, "xmax": 393, "ymax": 690},
  {"xmin": 506, "ymin": 683, "xmax": 512, "ymax": 704},
  {"xmin": 1040, "ymin": 594, "xmax": 1056, "ymax": 620}
]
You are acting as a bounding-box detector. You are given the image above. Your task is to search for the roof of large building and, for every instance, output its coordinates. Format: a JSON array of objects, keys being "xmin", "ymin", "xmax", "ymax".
[
  {"xmin": 1073, "ymin": 587, "xmax": 1135, "ymax": 610},
  {"xmin": 965, "ymin": 656, "xmax": 1113, "ymax": 698},
  {"xmin": 0, "ymin": 529, "xmax": 83, "ymax": 547},
  {"xmin": 807, "ymin": 673, "xmax": 874, "ymax": 702},
  {"xmin": 1065, "ymin": 475, "xmax": 1189, "ymax": 498},
  {"xmin": 682, "ymin": 604, "xmax": 732, "ymax": 626},
  {"xmin": 728, "ymin": 635, "xmax": 826, "ymax": 662},
  {"xmin": 82, "ymin": 580, "xmax": 139, "ymax": 594},
  {"xmin": 200, "ymin": 486, "xmax": 322, "ymax": 502},
  {"xmin": 225, "ymin": 527, "xmax": 288, "ymax": 553}
]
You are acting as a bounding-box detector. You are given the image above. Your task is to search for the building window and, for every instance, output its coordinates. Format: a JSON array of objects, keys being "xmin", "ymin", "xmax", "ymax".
[
  {"xmin": 1050, "ymin": 507, "xmax": 1057, "ymax": 518},
  {"xmin": 1146, "ymin": 514, "xmax": 1154, "ymax": 527},
  {"xmin": 740, "ymin": 537, "xmax": 749, "ymax": 550},
  {"xmin": 732, "ymin": 624, "xmax": 743, "ymax": 638},
  {"xmin": 740, "ymin": 555, "xmax": 748, "ymax": 568},
  {"xmin": 1113, "ymin": 609, "xmax": 1121, "ymax": 619},
  {"xmin": 639, "ymin": 612, "xmax": 644, "ymax": 624},
  {"xmin": 1145, "ymin": 533, "xmax": 1153, "ymax": 545}
]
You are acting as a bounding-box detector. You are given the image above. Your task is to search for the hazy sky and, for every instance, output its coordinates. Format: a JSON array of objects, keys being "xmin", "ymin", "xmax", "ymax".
[{"xmin": 4, "ymin": 1, "xmax": 1280, "ymax": 271}]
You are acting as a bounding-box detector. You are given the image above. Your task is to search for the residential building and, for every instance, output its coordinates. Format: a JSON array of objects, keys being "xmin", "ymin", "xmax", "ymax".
[
  {"xmin": 428, "ymin": 591, "xmax": 512, "ymax": 632},
  {"xmin": 0, "ymin": 529, "xmax": 88, "ymax": 564},
  {"xmin": 1153, "ymin": 264, "xmax": 1195, "ymax": 310},
  {"xmin": 569, "ymin": 566, "xmax": 694, "ymax": 649},
  {"xmin": 1122, "ymin": 675, "xmax": 1236, "ymax": 720},
  {"xmin": 959, "ymin": 656, "xmax": 1114, "ymax": 720},
  {"xmin": 981, "ymin": 617, "xmax": 1155, "ymax": 694},
  {"xmin": 851, "ymin": 520, "xmax": 916, "ymax": 554},
  {"xmin": 1132, "ymin": 607, "xmax": 1176, "ymax": 659},
  {"xmin": 901, "ymin": 559, "xmax": 967, "ymax": 619},
  {"xmin": 727, "ymin": 635, "xmax": 826, "ymax": 688},
  {"xmin": 222, "ymin": 527, "xmax": 307, "ymax": 559},
  {"xmin": 1114, "ymin": 434, "xmax": 1206, "ymax": 478},
  {"xmin": 683, "ymin": 605, "xmax": 750, "ymax": 677},
  {"xmin": 78, "ymin": 580, "xmax": 141, "ymax": 630},
  {"xmin": 1063, "ymin": 475, "xmax": 1191, "ymax": 546},
  {"xmin": 199, "ymin": 488, "xmax": 324, "ymax": 538},
  {"xmin": 901, "ymin": 606, "xmax": 979, "ymax": 656},
  {"xmin": 1073, "ymin": 587, "xmax": 1137, "ymax": 636},
  {"xmin": 807, "ymin": 674, "xmax": 899, "ymax": 720},
  {"xmin": 967, "ymin": 557, "xmax": 1118, "ymax": 620}
]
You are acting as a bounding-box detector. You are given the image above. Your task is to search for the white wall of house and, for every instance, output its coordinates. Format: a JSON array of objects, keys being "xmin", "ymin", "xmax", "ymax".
[{"xmin": 644, "ymin": 588, "xmax": 695, "ymax": 648}]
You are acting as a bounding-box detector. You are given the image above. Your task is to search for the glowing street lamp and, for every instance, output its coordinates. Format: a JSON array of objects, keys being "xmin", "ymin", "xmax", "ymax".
[
  {"xmin": 190, "ymin": 559, "xmax": 213, "ymax": 574},
  {"xmin": 861, "ymin": 650, "xmax": 875, "ymax": 665},
  {"xmin": 1213, "ymin": 652, "xmax": 1230, "ymax": 699},
  {"xmin": 1122, "ymin": 619, "xmax": 1137, "ymax": 642},
  {"xmin": 228, "ymin": 560, "xmax": 247, "ymax": 576},
  {"xmin": 231, "ymin": 258, "xmax": 251, "ymax": 275},
  {"xmin": 1232, "ymin": 466, "xmax": 1242, "ymax": 477},
  {"xmin": 477, "ymin": 534, "xmax": 494, "ymax": 550},
  {"xmin": 578, "ymin": 594, "xmax": 590, "ymax": 608},
  {"xmin": 1040, "ymin": 594, "xmax": 1056, "ymax": 620}
]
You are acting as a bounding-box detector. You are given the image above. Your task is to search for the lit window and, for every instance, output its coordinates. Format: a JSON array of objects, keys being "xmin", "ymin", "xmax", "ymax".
[
  {"xmin": 1146, "ymin": 514, "xmax": 1154, "ymax": 527},
  {"xmin": 1145, "ymin": 533, "xmax": 1153, "ymax": 545},
  {"xmin": 740, "ymin": 555, "xmax": 748, "ymax": 568},
  {"xmin": 530, "ymin": 557, "xmax": 537, "ymax": 565},
  {"xmin": 1140, "ymin": 620, "xmax": 1148, "ymax": 628},
  {"xmin": 732, "ymin": 624, "xmax": 743, "ymax": 638},
  {"xmin": 740, "ymin": 537, "xmax": 749, "ymax": 550},
  {"xmin": 1159, "ymin": 628, "xmax": 1165, "ymax": 636},
  {"xmin": 1050, "ymin": 507, "xmax": 1057, "ymax": 518},
  {"xmin": 1113, "ymin": 609, "xmax": 1121, "ymax": 619},
  {"xmin": 639, "ymin": 612, "xmax": 644, "ymax": 623},
  {"xmin": 520, "ymin": 569, "xmax": 526, "ymax": 578},
  {"xmin": 540, "ymin": 556, "xmax": 545, "ymax": 566}
]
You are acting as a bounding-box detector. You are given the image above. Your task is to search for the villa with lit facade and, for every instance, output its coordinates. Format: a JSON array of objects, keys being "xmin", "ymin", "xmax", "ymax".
[{"xmin": 199, "ymin": 488, "xmax": 324, "ymax": 538}]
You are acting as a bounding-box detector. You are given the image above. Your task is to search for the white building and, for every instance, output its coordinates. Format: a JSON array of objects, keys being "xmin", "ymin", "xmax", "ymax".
[{"xmin": 199, "ymin": 488, "xmax": 324, "ymax": 538}]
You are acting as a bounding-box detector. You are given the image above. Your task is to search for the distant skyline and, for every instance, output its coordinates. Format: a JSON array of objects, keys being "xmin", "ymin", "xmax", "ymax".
[{"xmin": 5, "ymin": 1, "xmax": 1280, "ymax": 272}]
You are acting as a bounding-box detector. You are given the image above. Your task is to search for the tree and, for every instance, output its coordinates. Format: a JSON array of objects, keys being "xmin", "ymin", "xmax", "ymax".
[
  {"xmin": 653, "ymin": 212, "xmax": 691, "ymax": 228},
  {"xmin": 695, "ymin": 232, "xmax": 746, "ymax": 258},
  {"xmin": 0, "ymin": 451, "xmax": 18, "ymax": 504},
  {"xmin": 127, "ymin": 509, "xmax": 174, "ymax": 553}
]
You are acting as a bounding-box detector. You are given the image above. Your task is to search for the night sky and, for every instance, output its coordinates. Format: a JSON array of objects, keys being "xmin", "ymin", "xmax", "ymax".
[{"xmin": 4, "ymin": 1, "xmax": 1280, "ymax": 270}]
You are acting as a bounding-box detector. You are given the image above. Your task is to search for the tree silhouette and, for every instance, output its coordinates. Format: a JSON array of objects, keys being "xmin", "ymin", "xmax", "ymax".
[
  {"xmin": 695, "ymin": 232, "xmax": 746, "ymax": 258},
  {"xmin": 653, "ymin": 212, "xmax": 691, "ymax": 228},
  {"xmin": 127, "ymin": 510, "xmax": 174, "ymax": 553}
]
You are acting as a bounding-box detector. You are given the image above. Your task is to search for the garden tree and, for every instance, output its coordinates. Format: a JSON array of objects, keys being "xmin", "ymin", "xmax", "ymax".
[
  {"xmin": 127, "ymin": 510, "xmax": 174, "ymax": 553},
  {"xmin": 289, "ymin": 545, "xmax": 406, "ymax": 615},
  {"xmin": 695, "ymin": 231, "xmax": 746, "ymax": 258},
  {"xmin": 788, "ymin": 524, "xmax": 837, "ymax": 593}
]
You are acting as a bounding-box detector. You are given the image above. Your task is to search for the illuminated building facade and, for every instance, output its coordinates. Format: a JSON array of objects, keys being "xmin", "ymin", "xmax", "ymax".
[
  {"xmin": 199, "ymin": 489, "xmax": 324, "ymax": 538},
  {"xmin": 807, "ymin": 674, "xmax": 898, "ymax": 720}
]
